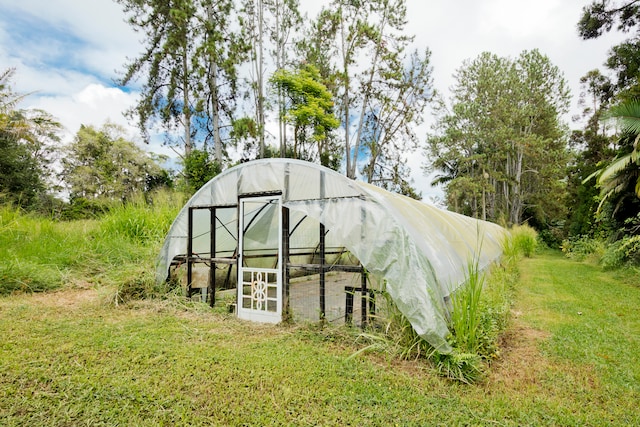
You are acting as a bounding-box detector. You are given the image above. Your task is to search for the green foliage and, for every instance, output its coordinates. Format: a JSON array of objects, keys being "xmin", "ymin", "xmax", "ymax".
[
  {"xmin": 0, "ymin": 205, "xmax": 85, "ymax": 295},
  {"xmin": 116, "ymin": 0, "xmax": 243, "ymax": 157},
  {"xmin": 586, "ymin": 99, "xmax": 640, "ymax": 227},
  {"xmin": 561, "ymin": 234, "xmax": 607, "ymax": 262},
  {"xmin": 578, "ymin": 1, "xmax": 640, "ymax": 97},
  {"xmin": 356, "ymin": 291, "xmax": 437, "ymax": 362},
  {"xmin": 270, "ymin": 63, "xmax": 340, "ymax": 163},
  {"xmin": 353, "ymin": 252, "xmax": 515, "ymax": 384},
  {"xmin": 180, "ymin": 148, "xmax": 222, "ymax": 194},
  {"xmin": 0, "ymin": 190, "xmax": 182, "ymax": 297},
  {"xmin": 449, "ymin": 259, "xmax": 486, "ymax": 354},
  {"xmin": 561, "ymin": 227, "xmax": 640, "ymax": 269},
  {"xmin": 601, "ymin": 234, "xmax": 640, "ymax": 269},
  {"xmin": 427, "ymin": 50, "xmax": 570, "ymax": 225},
  {"xmin": 507, "ymin": 224, "xmax": 539, "ymax": 258},
  {"xmin": 433, "ymin": 351, "xmax": 483, "ymax": 384},
  {"xmin": 62, "ymin": 123, "xmax": 169, "ymax": 202},
  {"xmin": 0, "ymin": 68, "xmax": 61, "ymax": 210},
  {"xmin": 99, "ymin": 194, "xmax": 178, "ymax": 244}
]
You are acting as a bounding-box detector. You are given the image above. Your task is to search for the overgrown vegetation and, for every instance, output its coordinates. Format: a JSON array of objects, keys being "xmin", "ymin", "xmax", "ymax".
[
  {"xmin": 352, "ymin": 226, "xmax": 529, "ymax": 384},
  {"xmin": 0, "ymin": 191, "xmax": 181, "ymax": 298},
  {"xmin": 562, "ymin": 226, "xmax": 640, "ymax": 269}
]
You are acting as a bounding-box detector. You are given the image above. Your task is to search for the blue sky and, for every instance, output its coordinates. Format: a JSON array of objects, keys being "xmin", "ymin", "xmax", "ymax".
[{"xmin": 0, "ymin": 0, "xmax": 628, "ymax": 201}]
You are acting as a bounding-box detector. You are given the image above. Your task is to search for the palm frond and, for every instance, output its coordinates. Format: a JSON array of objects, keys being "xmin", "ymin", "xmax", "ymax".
[
  {"xmin": 607, "ymin": 100, "xmax": 640, "ymax": 135},
  {"xmin": 597, "ymin": 153, "xmax": 634, "ymax": 184}
]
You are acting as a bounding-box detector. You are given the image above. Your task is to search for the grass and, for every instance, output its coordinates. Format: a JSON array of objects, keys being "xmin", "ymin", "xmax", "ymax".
[
  {"xmin": 0, "ymin": 193, "xmax": 180, "ymax": 298},
  {"xmin": 1, "ymin": 249, "xmax": 639, "ymax": 425},
  {"xmin": 517, "ymin": 249, "xmax": 640, "ymax": 395},
  {"xmin": 1, "ymin": 206, "xmax": 639, "ymax": 424}
]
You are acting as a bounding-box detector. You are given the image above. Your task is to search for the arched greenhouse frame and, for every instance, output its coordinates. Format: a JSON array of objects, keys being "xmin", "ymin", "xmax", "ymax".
[{"xmin": 156, "ymin": 159, "xmax": 507, "ymax": 352}]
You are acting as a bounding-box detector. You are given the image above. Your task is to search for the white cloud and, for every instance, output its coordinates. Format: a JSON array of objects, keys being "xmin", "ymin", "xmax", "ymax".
[{"xmin": 27, "ymin": 84, "xmax": 138, "ymax": 143}]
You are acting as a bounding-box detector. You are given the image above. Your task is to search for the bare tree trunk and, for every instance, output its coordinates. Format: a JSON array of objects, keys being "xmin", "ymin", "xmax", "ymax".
[
  {"xmin": 340, "ymin": 9, "xmax": 352, "ymax": 177},
  {"xmin": 207, "ymin": 4, "xmax": 222, "ymax": 163},
  {"xmin": 511, "ymin": 145, "xmax": 524, "ymax": 225},
  {"xmin": 182, "ymin": 48, "xmax": 192, "ymax": 157},
  {"xmin": 350, "ymin": 8, "xmax": 388, "ymax": 179},
  {"xmin": 257, "ymin": 0, "xmax": 265, "ymax": 158}
]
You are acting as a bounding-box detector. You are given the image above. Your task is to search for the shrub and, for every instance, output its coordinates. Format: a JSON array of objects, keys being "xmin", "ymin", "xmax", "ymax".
[
  {"xmin": 601, "ymin": 235, "xmax": 640, "ymax": 269},
  {"xmin": 509, "ymin": 224, "xmax": 538, "ymax": 257}
]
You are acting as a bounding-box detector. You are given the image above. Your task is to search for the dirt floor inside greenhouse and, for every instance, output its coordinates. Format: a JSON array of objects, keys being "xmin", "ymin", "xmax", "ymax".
[{"xmin": 213, "ymin": 271, "xmax": 378, "ymax": 326}]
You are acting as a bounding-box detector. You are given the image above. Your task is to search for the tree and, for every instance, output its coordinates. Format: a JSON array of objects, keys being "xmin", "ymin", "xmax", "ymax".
[
  {"xmin": 62, "ymin": 123, "xmax": 167, "ymax": 202},
  {"xmin": 0, "ymin": 68, "xmax": 61, "ymax": 209},
  {"xmin": 302, "ymin": 0, "xmax": 432, "ymax": 193},
  {"xmin": 116, "ymin": 0, "xmax": 244, "ymax": 163},
  {"xmin": 576, "ymin": 4, "xmax": 640, "ymax": 235},
  {"xmin": 426, "ymin": 50, "xmax": 570, "ymax": 227},
  {"xmin": 181, "ymin": 147, "xmax": 221, "ymax": 194},
  {"xmin": 578, "ymin": 0, "xmax": 640, "ymax": 39},
  {"xmin": 578, "ymin": 1, "xmax": 640, "ymax": 99},
  {"xmin": 360, "ymin": 48, "xmax": 433, "ymax": 198},
  {"xmin": 199, "ymin": 0, "xmax": 246, "ymax": 164},
  {"xmin": 269, "ymin": 64, "xmax": 340, "ymax": 166},
  {"xmin": 586, "ymin": 99, "xmax": 640, "ymax": 228},
  {"xmin": 566, "ymin": 70, "xmax": 617, "ymax": 237},
  {"xmin": 241, "ymin": 0, "xmax": 302, "ymax": 159}
]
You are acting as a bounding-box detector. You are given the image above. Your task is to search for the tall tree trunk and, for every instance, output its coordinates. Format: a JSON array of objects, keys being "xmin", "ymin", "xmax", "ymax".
[
  {"xmin": 275, "ymin": 0, "xmax": 286, "ymax": 157},
  {"xmin": 340, "ymin": 8, "xmax": 352, "ymax": 177},
  {"xmin": 207, "ymin": 4, "xmax": 222, "ymax": 163},
  {"xmin": 182, "ymin": 48, "xmax": 192, "ymax": 157},
  {"xmin": 511, "ymin": 145, "xmax": 524, "ymax": 225},
  {"xmin": 257, "ymin": 0, "xmax": 265, "ymax": 158},
  {"xmin": 349, "ymin": 7, "xmax": 388, "ymax": 179}
]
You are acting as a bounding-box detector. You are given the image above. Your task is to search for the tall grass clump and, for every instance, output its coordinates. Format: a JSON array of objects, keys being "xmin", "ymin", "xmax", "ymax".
[
  {"xmin": 352, "ymin": 291, "xmax": 437, "ymax": 362},
  {"xmin": 0, "ymin": 205, "xmax": 94, "ymax": 294},
  {"xmin": 99, "ymin": 191, "xmax": 179, "ymax": 244},
  {"xmin": 353, "ymin": 230, "xmax": 519, "ymax": 383},
  {"xmin": 353, "ymin": 255, "xmax": 514, "ymax": 383},
  {"xmin": 92, "ymin": 190, "xmax": 182, "ymax": 302},
  {"xmin": 448, "ymin": 258, "xmax": 485, "ymax": 354},
  {"xmin": 0, "ymin": 189, "xmax": 183, "ymax": 298},
  {"xmin": 507, "ymin": 224, "xmax": 538, "ymax": 257}
]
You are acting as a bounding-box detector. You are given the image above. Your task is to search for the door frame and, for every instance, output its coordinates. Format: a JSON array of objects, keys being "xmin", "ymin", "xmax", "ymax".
[{"xmin": 237, "ymin": 193, "xmax": 283, "ymax": 323}]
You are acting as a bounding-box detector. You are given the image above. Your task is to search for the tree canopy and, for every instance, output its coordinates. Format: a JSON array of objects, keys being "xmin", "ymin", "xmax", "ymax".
[
  {"xmin": 61, "ymin": 123, "xmax": 168, "ymax": 203},
  {"xmin": 0, "ymin": 68, "xmax": 61, "ymax": 209},
  {"xmin": 426, "ymin": 50, "xmax": 570, "ymax": 227}
]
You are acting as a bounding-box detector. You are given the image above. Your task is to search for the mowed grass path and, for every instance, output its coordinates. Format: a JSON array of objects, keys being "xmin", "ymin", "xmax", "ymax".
[{"xmin": 0, "ymin": 251, "xmax": 638, "ymax": 426}]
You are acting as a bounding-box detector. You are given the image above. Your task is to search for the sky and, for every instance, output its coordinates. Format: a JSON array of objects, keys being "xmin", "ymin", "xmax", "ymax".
[{"xmin": 0, "ymin": 0, "xmax": 629, "ymax": 201}]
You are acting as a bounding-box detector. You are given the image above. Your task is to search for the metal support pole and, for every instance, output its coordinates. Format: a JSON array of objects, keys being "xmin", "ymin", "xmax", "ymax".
[
  {"xmin": 282, "ymin": 207, "xmax": 290, "ymax": 319},
  {"xmin": 187, "ymin": 207, "xmax": 194, "ymax": 298},
  {"xmin": 361, "ymin": 269, "xmax": 367, "ymax": 327},
  {"xmin": 319, "ymin": 170, "xmax": 326, "ymax": 321},
  {"xmin": 345, "ymin": 286, "xmax": 354, "ymax": 325},
  {"xmin": 209, "ymin": 207, "xmax": 216, "ymax": 307},
  {"xmin": 319, "ymin": 222, "xmax": 326, "ymax": 321}
]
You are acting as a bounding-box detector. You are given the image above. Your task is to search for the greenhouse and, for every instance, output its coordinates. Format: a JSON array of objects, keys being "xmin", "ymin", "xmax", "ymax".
[{"xmin": 156, "ymin": 158, "xmax": 507, "ymax": 352}]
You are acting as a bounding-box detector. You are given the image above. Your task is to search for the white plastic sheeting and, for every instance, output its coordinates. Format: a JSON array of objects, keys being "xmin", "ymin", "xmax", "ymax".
[{"xmin": 157, "ymin": 159, "xmax": 507, "ymax": 353}]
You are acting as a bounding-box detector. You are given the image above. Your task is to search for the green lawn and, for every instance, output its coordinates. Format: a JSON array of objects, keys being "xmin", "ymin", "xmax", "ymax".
[{"xmin": 0, "ymin": 250, "xmax": 638, "ymax": 426}]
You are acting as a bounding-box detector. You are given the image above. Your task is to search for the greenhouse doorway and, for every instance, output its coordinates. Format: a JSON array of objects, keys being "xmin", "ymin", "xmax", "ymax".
[{"xmin": 237, "ymin": 194, "xmax": 283, "ymax": 323}]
